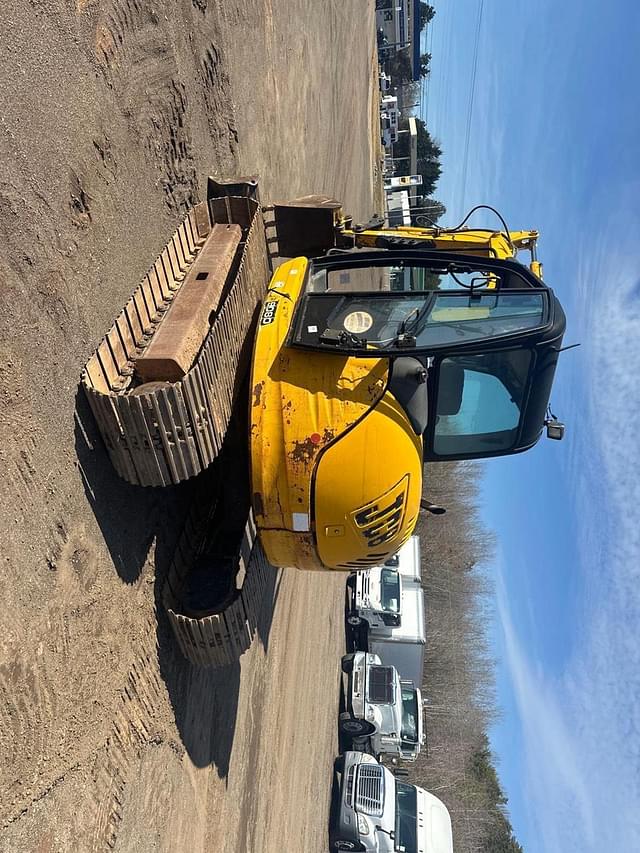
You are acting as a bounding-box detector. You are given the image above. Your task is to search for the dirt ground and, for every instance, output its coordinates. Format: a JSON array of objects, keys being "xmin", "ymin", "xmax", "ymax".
[{"xmin": 0, "ymin": 2, "xmax": 381, "ymax": 851}]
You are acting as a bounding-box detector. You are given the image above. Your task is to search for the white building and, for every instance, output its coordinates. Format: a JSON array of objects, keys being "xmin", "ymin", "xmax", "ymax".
[{"xmin": 376, "ymin": 0, "xmax": 422, "ymax": 81}]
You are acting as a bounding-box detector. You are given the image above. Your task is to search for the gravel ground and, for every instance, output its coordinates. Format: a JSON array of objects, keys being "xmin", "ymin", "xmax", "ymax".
[{"xmin": 0, "ymin": 1, "xmax": 379, "ymax": 851}]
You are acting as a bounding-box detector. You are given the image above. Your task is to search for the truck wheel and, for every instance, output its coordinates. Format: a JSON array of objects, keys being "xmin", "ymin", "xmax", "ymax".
[
  {"xmin": 334, "ymin": 755, "xmax": 345, "ymax": 774},
  {"xmin": 341, "ymin": 654, "xmax": 355, "ymax": 674},
  {"xmin": 346, "ymin": 614, "xmax": 362, "ymax": 628},
  {"xmin": 339, "ymin": 713, "xmax": 375, "ymax": 737}
]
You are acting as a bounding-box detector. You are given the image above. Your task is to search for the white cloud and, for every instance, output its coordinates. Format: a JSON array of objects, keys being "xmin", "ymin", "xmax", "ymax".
[
  {"xmin": 496, "ymin": 185, "xmax": 640, "ymax": 853},
  {"xmin": 428, "ymin": 4, "xmax": 640, "ymax": 851},
  {"xmin": 497, "ymin": 557, "xmax": 640, "ymax": 851},
  {"xmin": 496, "ymin": 574, "xmax": 596, "ymax": 851}
]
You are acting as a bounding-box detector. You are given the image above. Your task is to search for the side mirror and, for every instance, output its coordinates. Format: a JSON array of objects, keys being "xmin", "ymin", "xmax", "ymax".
[
  {"xmin": 375, "ymin": 825, "xmax": 395, "ymax": 841},
  {"xmin": 545, "ymin": 418, "xmax": 565, "ymax": 440}
]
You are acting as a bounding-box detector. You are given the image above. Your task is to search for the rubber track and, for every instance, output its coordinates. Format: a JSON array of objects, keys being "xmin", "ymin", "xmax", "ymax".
[{"xmin": 81, "ymin": 196, "xmax": 270, "ymax": 486}]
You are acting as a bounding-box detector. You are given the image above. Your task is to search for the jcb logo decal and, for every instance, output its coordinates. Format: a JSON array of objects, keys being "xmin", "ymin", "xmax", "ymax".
[{"xmin": 352, "ymin": 476, "xmax": 409, "ymax": 548}]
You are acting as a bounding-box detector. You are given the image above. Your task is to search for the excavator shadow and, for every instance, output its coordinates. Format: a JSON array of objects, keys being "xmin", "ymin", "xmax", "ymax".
[
  {"xmin": 328, "ymin": 663, "xmax": 348, "ymax": 853},
  {"xmin": 74, "ymin": 388, "xmax": 172, "ymax": 584},
  {"xmin": 74, "ymin": 387, "xmax": 280, "ymax": 774}
]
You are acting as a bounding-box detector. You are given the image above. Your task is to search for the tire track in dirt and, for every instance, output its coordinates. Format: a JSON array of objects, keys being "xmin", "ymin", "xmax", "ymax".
[
  {"xmin": 1, "ymin": 602, "xmax": 166, "ymax": 853},
  {"xmin": 199, "ymin": 42, "xmax": 238, "ymax": 155},
  {"xmin": 88, "ymin": 631, "xmax": 165, "ymax": 851},
  {"xmin": 95, "ymin": 0, "xmax": 198, "ymax": 215},
  {"xmin": 0, "ymin": 1, "xmax": 378, "ymax": 849},
  {"xmin": 0, "ymin": 523, "xmax": 104, "ymax": 830}
]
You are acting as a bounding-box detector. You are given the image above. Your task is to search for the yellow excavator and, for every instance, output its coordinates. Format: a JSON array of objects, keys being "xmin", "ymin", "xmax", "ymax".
[
  {"xmin": 82, "ymin": 179, "xmax": 566, "ymax": 664},
  {"xmin": 250, "ymin": 198, "xmax": 565, "ymax": 572}
]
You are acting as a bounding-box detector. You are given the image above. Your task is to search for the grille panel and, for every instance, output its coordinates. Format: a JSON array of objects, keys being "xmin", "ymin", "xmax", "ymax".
[{"xmin": 355, "ymin": 763, "xmax": 384, "ymax": 815}]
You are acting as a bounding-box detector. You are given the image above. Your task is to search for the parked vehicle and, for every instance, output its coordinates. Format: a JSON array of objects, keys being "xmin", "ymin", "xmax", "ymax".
[
  {"xmin": 348, "ymin": 536, "xmax": 420, "ymax": 633},
  {"xmin": 332, "ymin": 750, "xmax": 453, "ymax": 852},
  {"xmin": 378, "ymin": 71, "xmax": 391, "ymax": 93},
  {"xmin": 341, "ymin": 652, "xmax": 424, "ymax": 762},
  {"xmin": 349, "ymin": 538, "xmax": 426, "ymax": 687},
  {"xmin": 84, "ymin": 174, "xmax": 567, "ymax": 665},
  {"xmin": 380, "ymin": 115, "xmax": 397, "ymax": 145},
  {"xmin": 380, "ymin": 95, "xmax": 399, "ymax": 139},
  {"xmin": 380, "ymin": 112, "xmax": 396, "ymax": 147}
]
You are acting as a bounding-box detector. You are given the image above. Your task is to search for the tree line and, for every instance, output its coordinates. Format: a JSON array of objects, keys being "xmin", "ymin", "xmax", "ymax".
[{"xmin": 406, "ymin": 461, "xmax": 524, "ymax": 852}]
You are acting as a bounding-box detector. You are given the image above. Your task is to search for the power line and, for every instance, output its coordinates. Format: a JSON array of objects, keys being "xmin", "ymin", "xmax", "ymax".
[
  {"xmin": 459, "ymin": 0, "xmax": 484, "ymax": 213},
  {"xmin": 431, "ymin": 2, "xmax": 455, "ymax": 137},
  {"xmin": 424, "ymin": 12, "xmax": 435, "ymax": 124}
]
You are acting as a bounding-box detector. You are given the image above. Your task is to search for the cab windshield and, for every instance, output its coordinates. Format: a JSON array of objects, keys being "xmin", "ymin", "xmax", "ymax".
[
  {"xmin": 380, "ymin": 568, "xmax": 400, "ymax": 613},
  {"xmin": 395, "ymin": 782, "xmax": 418, "ymax": 851},
  {"xmin": 294, "ymin": 263, "xmax": 545, "ymax": 353},
  {"xmin": 400, "ymin": 687, "xmax": 419, "ymax": 744}
]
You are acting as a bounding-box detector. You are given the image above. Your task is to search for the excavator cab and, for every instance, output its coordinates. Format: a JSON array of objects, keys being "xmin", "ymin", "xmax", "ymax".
[
  {"xmin": 288, "ymin": 249, "xmax": 566, "ymax": 460},
  {"xmin": 250, "ymin": 243, "xmax": 566, "ymax": 572}
]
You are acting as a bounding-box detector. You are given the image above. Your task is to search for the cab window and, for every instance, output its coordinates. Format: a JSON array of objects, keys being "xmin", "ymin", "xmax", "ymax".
[
  {"xmin": 380, "ymin": 568, "xmax": 400, "ymax": 613},
  {"xmin": 433, "ymin": 349, "xmax": 532, "ymax": 456}
]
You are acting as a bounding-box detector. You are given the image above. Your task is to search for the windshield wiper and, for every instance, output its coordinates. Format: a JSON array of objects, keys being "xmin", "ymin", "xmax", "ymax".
[
  {"xmin": 318, "ymin": 328, "xmax": 368, "ymax": 349},
  {"xmin": 390, "ymin": 302, "xmax": 433, "ymax": 348}
]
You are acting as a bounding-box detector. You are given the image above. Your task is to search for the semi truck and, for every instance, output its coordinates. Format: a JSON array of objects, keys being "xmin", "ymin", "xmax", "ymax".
[
  {"xmin": 347, "ymin": 535, "xmax": 421, "ymax": 633},
  {"xmin": 332, "ymin": 750, "xmax": 453, "ymax": 852},
  {"xmin": 340, "ymin": 652, "xmax": 424, "ymax": 762},
  {"xmin": 380, "ymin": 94, "xmax": 399, "ymax": 144},
  {"xmin": 349, "ymin": 537, "xmax": 426, "ymax": 687},
  {"xmin": 378, "ymin": 71, "xmax": 391, "ymax": 93}
]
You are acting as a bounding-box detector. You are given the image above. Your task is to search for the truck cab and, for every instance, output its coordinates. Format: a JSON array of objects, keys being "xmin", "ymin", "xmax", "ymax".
[
  {"xmin": 332, "ymin": 750, "xmax": 453, "ymax": 852},
  {"xmin": 351, "ymin": 560, "xmax": 403, "ymax": 631},
  {"xmin": 341, "ymin": 652, "xmax": 424, "ymax": 762},
  {"xmin": 349, "ymin": 536, "xmax": 421, "ymax": 634}
]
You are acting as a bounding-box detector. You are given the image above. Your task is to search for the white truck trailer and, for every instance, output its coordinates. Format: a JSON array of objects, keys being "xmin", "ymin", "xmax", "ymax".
[
  {"xmin": 332, "ymin": 750, "xmax": 453, "ymax": 853},
  {"xmin": 348, "ymin": 536, "xmax": 426, "ymax": 688},
  {"xmin": 340, "ymin": 651, "xmax": 424, "ymax": 763}
]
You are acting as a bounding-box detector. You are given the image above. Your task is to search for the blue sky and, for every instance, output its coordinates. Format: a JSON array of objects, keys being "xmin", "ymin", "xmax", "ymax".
[{"xmin": 421, "ymin": 1, "xmax": 640, "ymax": 850}]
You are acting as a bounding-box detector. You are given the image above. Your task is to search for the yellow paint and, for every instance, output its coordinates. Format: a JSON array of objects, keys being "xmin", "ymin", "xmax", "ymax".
[
  {"xmin": 354, "ymin": 226, "xmax": 539, "ymax": 261},
  {"xmin": 250, "ymin": 219, "xmax": 543, "ymax": 572},
  {"xmin": 250, "ymin": 259, "xmax": 422, "ymax": 571},
  {"xmin": 313, "ymin": 393, "xmax": 422, "ymax": 569}
]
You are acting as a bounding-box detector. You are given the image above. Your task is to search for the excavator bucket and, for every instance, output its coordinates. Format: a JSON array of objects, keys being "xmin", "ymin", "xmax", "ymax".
[{"xmin": 270, "ymin": 195, "xmax": 344, "ymax": 257}]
